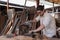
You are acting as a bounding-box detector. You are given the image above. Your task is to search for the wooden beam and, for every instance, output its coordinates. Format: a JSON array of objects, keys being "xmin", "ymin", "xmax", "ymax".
[{"xmin": 46, "ymin": 0, "xmax": 60, "ymax": 4}]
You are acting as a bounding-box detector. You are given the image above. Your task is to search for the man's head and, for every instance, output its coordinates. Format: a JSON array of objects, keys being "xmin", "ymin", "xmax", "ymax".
[{"xmin": 37, "ymin": 5, "xmax": 45, "ymax": 16}]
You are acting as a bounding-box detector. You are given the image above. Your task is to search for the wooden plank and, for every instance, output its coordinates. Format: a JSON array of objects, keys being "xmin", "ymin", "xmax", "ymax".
[
  {"xmin": 3, "ymin": 20, "xmax": 12, "ymax": 35},
  {"xmin": 0, "ymin": 36, "xmax": 60, "ymax": 40},
  {"xmin": 10, "ymin": 18, "xmax": 19, "ymax": 33},
  {"xmin": 0, "ymin": 19, "xmax": 10, "ymax": 35}
]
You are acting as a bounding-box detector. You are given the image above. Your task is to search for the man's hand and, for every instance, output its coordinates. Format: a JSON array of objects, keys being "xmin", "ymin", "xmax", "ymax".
[
  {"xmin": 29, "ymin": 30, "xmax": 33, "ymax": 34},
  {"xmin": 29, "ymin": 30, "xmax": 37, "ymax": 34}
]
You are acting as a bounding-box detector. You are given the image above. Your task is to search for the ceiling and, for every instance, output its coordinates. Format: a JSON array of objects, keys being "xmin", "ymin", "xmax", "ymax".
[{"xmin": 0, "ymin": 0, "xmax": 60, "ymax": 9}]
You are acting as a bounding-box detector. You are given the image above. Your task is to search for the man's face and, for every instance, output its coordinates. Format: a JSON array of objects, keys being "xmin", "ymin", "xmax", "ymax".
[{"xmin": 37, "ymin": 10, "xmax": 44, "ymax": 16}]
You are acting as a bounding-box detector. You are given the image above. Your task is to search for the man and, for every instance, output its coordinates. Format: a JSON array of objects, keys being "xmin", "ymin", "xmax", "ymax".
[{"xmin": 29, "ymin": 5, "xmax": 56, "ymax": 37}]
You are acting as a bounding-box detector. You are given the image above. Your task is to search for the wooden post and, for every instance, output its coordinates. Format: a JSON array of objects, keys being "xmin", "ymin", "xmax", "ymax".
[
  {"xmin": 23, "ymin": 0, "xmax": 27, "ymax": 12},
  {"xmin": 36, "ymin": 0, "xmax": 39, "ymax": 7},
  {"xmin": 52, "ymin": 2, "xmax": 54, "ymax": 12},
  {"xmin": 7, "ymin": 0, "xmax": 9, "ymax": 14}
]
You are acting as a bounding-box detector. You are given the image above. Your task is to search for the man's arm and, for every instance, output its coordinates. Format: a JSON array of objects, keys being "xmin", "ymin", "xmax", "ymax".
[
  {"xmin": 32, "ymin": 24, "xmax": 45, "ymax": 32},
  {"xmin": 33, "ymin": 15, "xmax": 51, "ymax": 32}
]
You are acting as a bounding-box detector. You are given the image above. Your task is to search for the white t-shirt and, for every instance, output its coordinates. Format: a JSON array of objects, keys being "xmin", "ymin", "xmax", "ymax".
[{"xmin": 35, "ymin": 13, "xmax": 56, "ymax": 37}]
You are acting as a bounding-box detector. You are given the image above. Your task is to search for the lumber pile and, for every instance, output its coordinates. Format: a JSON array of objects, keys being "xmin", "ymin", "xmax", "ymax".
[{"xmin": 0, "ymin": 6, "xmax": 37, "ymax": 35}]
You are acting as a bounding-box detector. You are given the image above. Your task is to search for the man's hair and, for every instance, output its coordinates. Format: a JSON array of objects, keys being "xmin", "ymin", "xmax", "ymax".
[{"xmin": 37, "ymin": 5, "xmax": 44, "ymax": 11}]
